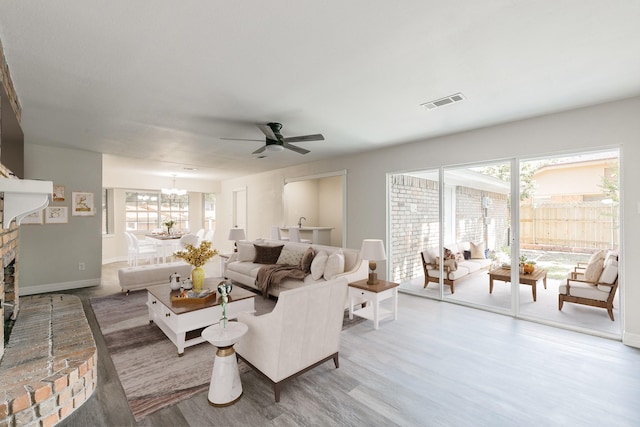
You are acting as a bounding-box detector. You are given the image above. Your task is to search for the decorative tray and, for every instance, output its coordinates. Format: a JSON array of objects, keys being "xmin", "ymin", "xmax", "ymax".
[{"xmin": 171, "ymin": 289, "xmax": 216, "ymax": 305}]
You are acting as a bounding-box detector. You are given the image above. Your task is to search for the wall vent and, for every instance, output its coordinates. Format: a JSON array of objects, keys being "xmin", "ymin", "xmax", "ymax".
[{"xmin": 420, "ymin": 92, "xmax": 465, "ymax": 110}]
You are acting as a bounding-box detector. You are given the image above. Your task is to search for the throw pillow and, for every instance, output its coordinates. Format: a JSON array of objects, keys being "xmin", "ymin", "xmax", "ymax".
[
  {"xmin": 443, "ymin": 258, "xmax": 457, "ymax": 271},
  {"xmin": 470, "ymin": 241, "xmax": 486, "ymax": 259},
  {"xmin": 463, "ymin": 250, "xmax": 471, "ymax": 260},
  {"xmin": 253, "ymin": 244, "xmax": 284, "ymax": 264},
  {"xmin": 311, "ymin": 250, "xmax": 329, "ymax": 280},
  {"xmin": 299, "ymin": 247, "xmax": 315, "ymax": 273},
  {"xmin": 588, "ymin": 249, "xmax": 606, "ymax": 264},
  {"xmin": 444, "ymin": 248, "xmax": 456, "ymax": 260},
  {"xmin": 584, "ymin": 258, "xmax": 604, "ymax": 282},
  {"xmin": 237, "ymin": 242, "xmax": 255, "ymax": 262},
  {"xmin": 324, "ymin": 250, "xmax": 345, "ymax": 280},
  {"xmin": 276, "ymin": 245, "xmax": 306, "ymax": 266}
]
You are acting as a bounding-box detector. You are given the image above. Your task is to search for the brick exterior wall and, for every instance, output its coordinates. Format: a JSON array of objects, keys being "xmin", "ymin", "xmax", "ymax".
[{"xmin": 390, "ymin": 174, "xmax": 509, "ymax": 284}]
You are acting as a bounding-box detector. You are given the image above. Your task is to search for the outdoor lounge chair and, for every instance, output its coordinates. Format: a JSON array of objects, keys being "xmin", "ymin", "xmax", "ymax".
[{"xmin": 558, "ymin": 251, "xmax": 619, "ymax": 321}]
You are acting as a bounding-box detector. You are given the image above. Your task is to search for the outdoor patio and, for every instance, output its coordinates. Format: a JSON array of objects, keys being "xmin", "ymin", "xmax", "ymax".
[{"xmin": 400, "ymin": 250, "xmax": 621, "ymax": 337}]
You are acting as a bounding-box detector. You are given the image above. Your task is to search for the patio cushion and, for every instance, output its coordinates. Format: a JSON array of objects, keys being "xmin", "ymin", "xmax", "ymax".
[
  {"xmin": 459, "ymin": 260, "xmax": 481, "ymax": 273},
  {"xmin": 559, "ymin": 282, "xmax": 608, "ymax": 301},
  {"xmin": 470, "ymin": 241, "xmax": 486, "ymax": 259},
  {"xmin": 598, "ymin": 263, "xmax": 618, "ymax": 286},
  {"xmin": 428, "ymin": 265, "xmax": 469, "ymax": 280},
  {"xmin": 584, "ymin": 258, "xmax": 604, "ymax": 282}
]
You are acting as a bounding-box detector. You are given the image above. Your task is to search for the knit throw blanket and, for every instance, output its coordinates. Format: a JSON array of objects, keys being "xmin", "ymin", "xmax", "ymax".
[{"xmin": 255, "ymin": 264, "xmax": 308, "ymax": 297}]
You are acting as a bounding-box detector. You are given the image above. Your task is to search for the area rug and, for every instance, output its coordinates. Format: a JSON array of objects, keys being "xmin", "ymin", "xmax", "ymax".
[{"xmin": 90, "ymin": 288, "xmax": 364, "ymax": 421}]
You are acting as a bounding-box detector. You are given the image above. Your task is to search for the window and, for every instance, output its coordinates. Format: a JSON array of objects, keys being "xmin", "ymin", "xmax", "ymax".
[
  {"xmin": 204, "ymin": 193, "xmax": 216, "ymax": 231},
  {"xmin": 125, "ymin": 191, "xmax": 189, "ymax": 232}
]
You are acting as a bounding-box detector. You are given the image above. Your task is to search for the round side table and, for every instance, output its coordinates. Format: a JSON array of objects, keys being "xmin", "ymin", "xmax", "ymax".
[{"xmin": 201, "ymin": 321, "xmax": 248, "ymax": 407}]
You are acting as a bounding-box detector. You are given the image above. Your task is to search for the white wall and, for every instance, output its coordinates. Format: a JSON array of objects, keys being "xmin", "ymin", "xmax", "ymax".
[{"xmin": 215, "ymin": 97, "xmax": 640, "ymax": 347}]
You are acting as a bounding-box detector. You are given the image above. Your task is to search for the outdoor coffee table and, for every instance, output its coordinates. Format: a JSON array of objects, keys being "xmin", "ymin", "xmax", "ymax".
[
  {"xmin": 146, "ymin": 278, "xmax": 255, "ymax": 355},
  {"xmin": 488, "ymin": 267, "xmax": 548, "ymax": 302}
]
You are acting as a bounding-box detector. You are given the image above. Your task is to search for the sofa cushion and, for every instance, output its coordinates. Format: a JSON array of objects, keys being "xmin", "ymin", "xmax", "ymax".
[
  {"xmin": 311, "ymin": 250, "xmax": 329, "ymax": 280},
  {"xmin": 299, "ymin": 247, "xmax": 315, "ymax": 273},
  {"xmin": 588, "ymin": 249, "xmax": 606, "ymax": 264},
  {"xmin": 459, "ymin": 260, "xmax": 481, "ymax": 273},
  {"xmin": 276, "ymin": 245, "xmax": 307, "ymax": 266},
  {"xmin": 598, "ymin": 263, "xmax": 618, "ymax": 285},
  {"xmin": 254, "ymin": 244, "xmax": 284, "ymax": 264},
  {"xmin": 324, "ymin": 250, "xmax": 345, "ymax": 280}
]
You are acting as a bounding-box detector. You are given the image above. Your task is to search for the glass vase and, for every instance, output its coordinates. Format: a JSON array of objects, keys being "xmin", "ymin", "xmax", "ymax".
[{"xmin": 191, "ymin": 266, "xmax": 205, "ymax": 292}]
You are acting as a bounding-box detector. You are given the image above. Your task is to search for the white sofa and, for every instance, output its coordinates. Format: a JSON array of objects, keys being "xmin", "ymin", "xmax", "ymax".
[
  {"xmin": 225, "ymin": 239, "xmax": 367, "ymax": 297},
  {"xmin": 235, "ymin": 277, "xmax": 348, "ymax": 402},
  {"xmin": 421, "ymin": 242, "xmax": 493, "ymax": 293}
]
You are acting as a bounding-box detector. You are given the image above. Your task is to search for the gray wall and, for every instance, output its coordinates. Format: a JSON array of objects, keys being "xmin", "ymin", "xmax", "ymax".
[
  {"xmin": 214, "ymin": 97, "xmax": 640, "ymax": 348},
  {"xmin": 20, "ymin": 144, "xmax": 102, "ymax": 293}
]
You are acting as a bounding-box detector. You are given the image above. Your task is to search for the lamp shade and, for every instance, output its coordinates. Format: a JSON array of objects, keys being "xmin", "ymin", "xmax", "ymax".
[
  {"xmin": 228, "ymin": 228, "xmax": 246, "ymax": 241},
  {"xmin": 360, "ymin": 239, "xmax": 386, "ymax": 261}
]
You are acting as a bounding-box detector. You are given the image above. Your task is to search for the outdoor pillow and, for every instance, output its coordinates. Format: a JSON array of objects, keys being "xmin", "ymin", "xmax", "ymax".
[
  {"xmin": 588, "ymin": 249, "xmax": 606, "ymax": 264},
  {"xmin": 598, "ymin": 264, "xmax": 618, "ymax": 285},
  {"xmin": 253, "ymin": 244, "xmax": 284, "ymax": 264},
  {"xmin": 470, "ymin": 241, "xmax": 486, "ymax": 259},
  {"xmin": 311, "ymin": 250, "xmax": 329, "ymax": 280},
  {"xmin": 324, "ymin": 250, "xmax": 345, "ymax": 280},
  {"xmin": 463, "ymin": 250, "xmax": 471, "ymax": 260},
  {"xmin": 584, "ymin": 258, "xmax": 604, "ymax": 282}
]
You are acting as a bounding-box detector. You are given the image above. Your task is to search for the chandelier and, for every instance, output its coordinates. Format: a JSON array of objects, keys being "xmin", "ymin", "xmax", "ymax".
[{"xmin": 161, "ymin": 175, "xmax": 187, "ymax": 196}]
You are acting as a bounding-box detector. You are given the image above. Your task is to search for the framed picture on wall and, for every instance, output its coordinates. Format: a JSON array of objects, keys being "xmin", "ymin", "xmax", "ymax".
[
  {"xmin": 45, "ymin": 206, "xmax": 68, "ymax": 224},
  {"xmin": 53, "ymin": 184, "xmax": 65, "ymax": 202},
  {"xmin": 21, "ymin": 209, "xmax": 44, "ymax": 225},
  {"xmin": 71, "ymin": 191, "xmax": 95, "ymax": 216}
]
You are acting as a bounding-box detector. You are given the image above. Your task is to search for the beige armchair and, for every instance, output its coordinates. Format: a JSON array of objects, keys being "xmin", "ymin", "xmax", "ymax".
[
  {"xmin": 235, "ymin": 277, "xmax": 348, "ymax": 402},
  {"xmin": 559, "ymin": 251, "xmax": 619, "ymax": 320}
]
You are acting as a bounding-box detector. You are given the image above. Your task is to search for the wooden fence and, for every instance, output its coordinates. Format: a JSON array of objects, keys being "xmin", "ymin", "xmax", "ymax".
[{"xmin": 519, "ymin": 202, "xmax": 618, "ymax": 251}]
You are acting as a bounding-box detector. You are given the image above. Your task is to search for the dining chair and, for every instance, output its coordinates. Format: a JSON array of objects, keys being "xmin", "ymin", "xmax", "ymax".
[
  {"xmin": 126, "ymin": 232, "xmax": 159, "ymax": 266},
  {"xmin": 203, "ymin": 230, "xmax": 214, "ymax": 243},
  {"xmin": 180, "ymin": 233, "xmax": 199, "ymax": 249}
]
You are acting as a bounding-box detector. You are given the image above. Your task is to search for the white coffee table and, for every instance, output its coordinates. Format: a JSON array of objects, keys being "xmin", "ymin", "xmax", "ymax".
[
  {"xmin": 146, "ymin": 279, "xmax": 255, "ymax": 356},
  {"xmin": 202, "ymin": 321, "xmax": 249, "ymax": 406}
]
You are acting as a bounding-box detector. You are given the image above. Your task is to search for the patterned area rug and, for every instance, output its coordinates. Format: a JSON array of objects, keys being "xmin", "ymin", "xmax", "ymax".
[{"xmin": 90, "ymin": 288, "xmax": 363, "ymax": 421}]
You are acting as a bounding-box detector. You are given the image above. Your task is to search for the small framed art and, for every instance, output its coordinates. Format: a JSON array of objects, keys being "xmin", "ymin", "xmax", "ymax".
[
  {"xmin": 21, "ymin": 210, "xmax": 44, "ymax": 225},
  {"xmin": 45, "ymin": 206, "xmax": 68, "ymax": 224},
  {"xmin": 53, "ymin": 184, "xmax": 66, "ymax": 202},
  {"xmin": 72, "ymin": 192, "xmax": 95, "ymax": 216}
]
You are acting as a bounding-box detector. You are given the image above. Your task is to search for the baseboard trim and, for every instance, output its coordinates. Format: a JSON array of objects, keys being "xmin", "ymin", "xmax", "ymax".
[
  {"xmin": 103, "ymin": 256, "xmax": 127, "ymax": 265},
  {"xmin": 622, "ymin": 331, "xmax": 640, "ymax": 349},
  {"xmin": 20, "ymin": 279, "xmax": 101, "ymax": 296}
]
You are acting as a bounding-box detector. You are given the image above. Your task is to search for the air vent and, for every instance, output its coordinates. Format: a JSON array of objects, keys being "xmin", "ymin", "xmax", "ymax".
[{"xmin": 420, "ymin": 93, "xmax": 465, "ymax": 110}]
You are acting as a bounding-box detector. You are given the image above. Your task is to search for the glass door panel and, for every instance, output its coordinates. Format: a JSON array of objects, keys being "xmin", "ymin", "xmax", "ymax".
[{"xmin": 442, "ymin": 162, "xmax": 512, "ymax": 311}]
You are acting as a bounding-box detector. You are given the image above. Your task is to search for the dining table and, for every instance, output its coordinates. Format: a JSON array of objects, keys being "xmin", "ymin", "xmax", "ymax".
[{"xmin": 146, "ymin": 234, "xmax": 183, "ymax": 263}]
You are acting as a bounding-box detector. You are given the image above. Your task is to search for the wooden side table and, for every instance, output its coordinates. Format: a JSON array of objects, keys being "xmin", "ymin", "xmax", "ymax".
[
  {"xmin": 202, "ymin": 321, "xmax": 248, "ymax": 407},
  {"xmin": 348, "ymin": 279, "xmax": 399, "ymax": 329}
]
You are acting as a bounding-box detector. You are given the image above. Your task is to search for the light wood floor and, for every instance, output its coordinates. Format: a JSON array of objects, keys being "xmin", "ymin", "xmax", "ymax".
[{"xmin": 56, "ymin": 263, "xmax": 640, "ymax": 427}]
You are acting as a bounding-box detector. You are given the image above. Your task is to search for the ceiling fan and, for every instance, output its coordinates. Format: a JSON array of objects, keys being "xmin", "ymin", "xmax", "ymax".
[{"xmin": 222, "ymin": 122, "xmax": 324, "ymax": 156}]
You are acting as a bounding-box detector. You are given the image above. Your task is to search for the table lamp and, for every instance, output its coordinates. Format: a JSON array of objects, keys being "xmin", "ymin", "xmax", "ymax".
[
  {"xmin": 360, "ymin": 239, "xmax": 386, "ymax": 285},
  {"xmin": 228, "ymin": 227, "xmax": 245, "ymax": 252}
]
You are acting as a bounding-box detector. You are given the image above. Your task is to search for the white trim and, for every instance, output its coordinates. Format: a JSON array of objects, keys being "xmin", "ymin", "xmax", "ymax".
[
  {"xmin": 103, "ymin": 256, "xmax": 127, "ymax": 265},
  {"xmin": 20, "ymin": 279, "xmax": 101, "ymax": 296},
  {"xmin": 622, "ymin": 331, "xmax": 640, "ymax": 349},
  {"xmin": 284, "ymin": 169, "xmax": 347, "ymax": 184}
]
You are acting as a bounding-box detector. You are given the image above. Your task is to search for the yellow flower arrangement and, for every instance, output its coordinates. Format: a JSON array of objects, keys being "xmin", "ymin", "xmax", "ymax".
[{"xmin": 174, "ymin": 240, "xmax": 218, "ymax": 267}]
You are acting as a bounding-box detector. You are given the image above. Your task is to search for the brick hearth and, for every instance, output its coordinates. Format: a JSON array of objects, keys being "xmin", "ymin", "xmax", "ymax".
[{"xmin": 0, "ymin": 294, "xmax": 97, "ymax": 426}]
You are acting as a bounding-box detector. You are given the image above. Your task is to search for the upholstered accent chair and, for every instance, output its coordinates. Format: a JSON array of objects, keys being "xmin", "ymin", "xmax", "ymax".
[
  {"xmin": 558, "ymin": 250, "xmax": 619, "ymax": 321},
  {"xmin": 235, "ymin": 277, "xmax": 348, "ymax": 402}
]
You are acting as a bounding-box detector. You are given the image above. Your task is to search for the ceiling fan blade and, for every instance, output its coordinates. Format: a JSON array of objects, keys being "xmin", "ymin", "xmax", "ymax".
[
  {"xmin": 220, "ymin": 137, "xmax": 264, "ymax": 142},
  {"xmin": 252, "ymin": 146, "xmax": 267, "ymax": 154},
  {"xmin": 283, "ymin": 134, "xmax": 325, "ymax": 143},
  {"xmin": 257, "ymin": 124, "xmax": 278, "ymax": 140},
  {"xmin": 283, "ymin": 143, "xmax": 310, "ymax": 155}
]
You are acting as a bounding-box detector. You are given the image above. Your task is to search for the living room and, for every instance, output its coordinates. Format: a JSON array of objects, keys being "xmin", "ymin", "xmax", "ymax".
[{"xmin": 1, "ymin": 2, "xmax": 640, "ymax": 426}]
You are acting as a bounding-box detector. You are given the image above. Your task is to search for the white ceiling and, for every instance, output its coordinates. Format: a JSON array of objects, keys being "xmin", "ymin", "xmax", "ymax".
[{"xmin": 0, "ymin": 1, "xmax": 638, "ymax": 183}]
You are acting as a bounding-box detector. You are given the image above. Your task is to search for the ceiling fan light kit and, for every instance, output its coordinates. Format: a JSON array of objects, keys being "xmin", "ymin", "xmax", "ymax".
[{"xmin": 222, "ymin": 122, "xmax": 324, "ymax": 156}]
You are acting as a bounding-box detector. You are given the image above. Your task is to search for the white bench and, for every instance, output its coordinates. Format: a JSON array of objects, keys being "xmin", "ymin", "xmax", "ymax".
[{"xmin": 118, "ymin": 261, "xmax": 193, "ymax": 293}]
